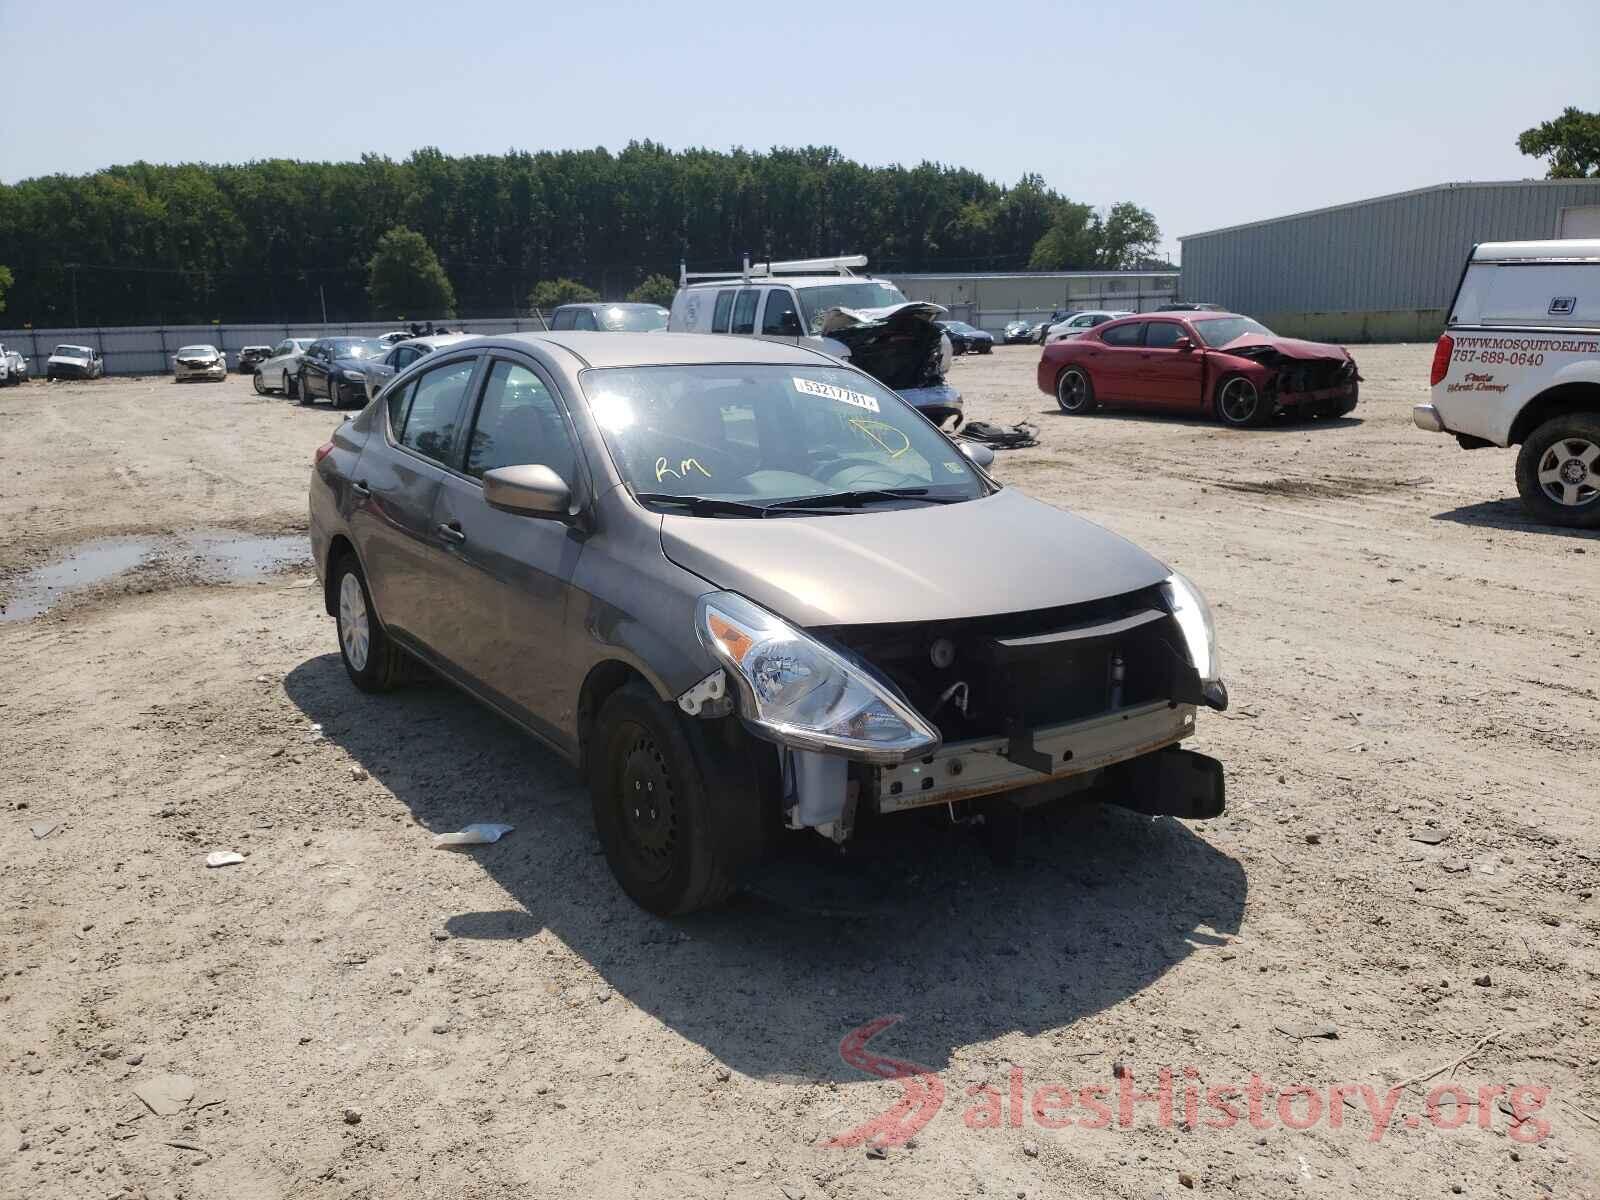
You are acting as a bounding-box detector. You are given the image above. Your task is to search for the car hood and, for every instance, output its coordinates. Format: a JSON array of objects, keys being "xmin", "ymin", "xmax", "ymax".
[
  {"xmin": 659, "ymin": 487, "xmax": 1169, "ymax": 628},
  {"xmin": 816, "ymin": 300, "xmax": 946, "ymax": 334},
  {"xmin": 1214, "ymin": 334, "xmax": 1351, "ymax": 362},
  {"xmin": 332, "ymin": 355, "xmax": 380, "ymax": 371}
]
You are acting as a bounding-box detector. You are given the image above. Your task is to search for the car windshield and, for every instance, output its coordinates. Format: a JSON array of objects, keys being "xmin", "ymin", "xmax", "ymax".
[
  {"xmin": 597, "ymin": 306, "xmax": 668, "ymax": 332},
  {"xmin": 177, "ymin": 345, "xmax": 215, "ymax": 355},
  {"xmin": 327, "ymin": 338, "xmax": 386, "ymax": 359},
  {"xmin": 1192, "ymin": 316, "xmax": 1274, "ymax": 347},
  {"xmin": 581, "ymin": 363, "xmax": 986, "ymax": 514},
  {"xmin": 946, "ymin": 321, "xmax": 977, "ymax": 333},
  {"xmin": 53, "ymin": 345, "xmax": 90, "ymax": 356},
  {"xmin": 794, "ymin": 281, "xmax": 911, "ymax": 334}
]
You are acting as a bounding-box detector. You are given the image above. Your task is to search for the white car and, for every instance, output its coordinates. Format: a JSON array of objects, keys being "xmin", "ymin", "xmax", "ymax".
[
  {"xmin": 0, "ymin": 343, "xmax": 27, "ymax": 386},
  {"xmin": 173, "ymin": 344, "xmax": 227, "ymax": 382},
  {"xmin": 1415, "ymin": 239, "xmax": 1600, "ymax": 528},
  {"xmin": 45, "ymin": 344, "xmax": 104, "ymax": 381},
  {"xmin": 252, "ymin": 337, "xmax": 317, "ymax": 398},
  {"xmin": 1044, "ymin": 310, "xmax": 1134, "ymax": 344}
]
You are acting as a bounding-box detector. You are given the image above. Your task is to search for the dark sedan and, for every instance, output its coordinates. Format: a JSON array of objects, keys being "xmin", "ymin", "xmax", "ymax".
[
  {"xmin": 938, "ymin": 320, "xmax": 994, "ymax": 355},
  {"xmin": 297, "ymin": 338, "xmax": 389, "ymax": 408}
]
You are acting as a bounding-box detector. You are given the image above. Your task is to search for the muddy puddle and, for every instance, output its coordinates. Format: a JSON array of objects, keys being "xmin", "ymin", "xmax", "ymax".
[{"xmin": 0, "ymin": 530, "xmax": 310, "ymax": 622}]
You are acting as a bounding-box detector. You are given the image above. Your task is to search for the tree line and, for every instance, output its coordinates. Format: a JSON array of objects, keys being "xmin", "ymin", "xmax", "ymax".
[{"xmin": 0, "ymin": 142, "xmax": 1164, "ymax": 327}]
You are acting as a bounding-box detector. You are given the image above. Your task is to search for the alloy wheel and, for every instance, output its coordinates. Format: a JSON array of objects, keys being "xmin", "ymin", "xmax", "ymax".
[
  {"xmin": 1057, "ymin": 368, "xmax": 1090, "ymax": 413},
  {"xmin": 1218, "ymin": 377, "xmax": 1259, "ymax": 425},
  {"xmin": 1536, "ymin": 437, "xmax": 1600, "ymax": 508}
]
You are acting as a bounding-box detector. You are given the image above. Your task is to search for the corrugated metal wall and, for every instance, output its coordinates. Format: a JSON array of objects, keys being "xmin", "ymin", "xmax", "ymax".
[
  {"xmin": 1178, "ymin": 180, "xmax": 1600, "ymax": 337},
  {"xmin": 885, "ymin": 272, "xmax": 1179, "ymax": 334}
]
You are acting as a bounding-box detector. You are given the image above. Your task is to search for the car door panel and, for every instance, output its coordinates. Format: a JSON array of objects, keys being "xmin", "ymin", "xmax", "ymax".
[
  {"xmin": 1137, "ymin": 321, "xmax": 1206, "ymax": 410},
  {"xmin": 1091, "ymin": 322, "xmax": 1146, "ymax": 403}
]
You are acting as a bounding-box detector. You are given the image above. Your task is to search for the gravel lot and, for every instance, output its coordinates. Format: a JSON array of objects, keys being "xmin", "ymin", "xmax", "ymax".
[{"xmin": 2, "ymin": 347, "xmax": 1597, "ymax": 1200}]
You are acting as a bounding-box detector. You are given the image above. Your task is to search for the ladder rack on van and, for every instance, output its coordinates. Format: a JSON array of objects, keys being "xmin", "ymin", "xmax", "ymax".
[{"xmin": 679, "ymin": 253, "xmax": 868, "ymax": 286}]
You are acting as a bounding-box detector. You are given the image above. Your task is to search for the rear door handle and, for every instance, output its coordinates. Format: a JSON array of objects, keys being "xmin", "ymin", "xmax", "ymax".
[
  {"xmin": 437, "ymin": 521, "xmax": 465, "ymax": 545},
  {"xmin": 351, "ymin": 480, "xmax": 371, "ymax": 498}
]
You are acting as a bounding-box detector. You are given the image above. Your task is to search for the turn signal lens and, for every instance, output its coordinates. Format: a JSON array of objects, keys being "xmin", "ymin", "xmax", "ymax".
[{"xmin": 1429, "ymin": 335, "xmax": 1453, "ymax": 387}]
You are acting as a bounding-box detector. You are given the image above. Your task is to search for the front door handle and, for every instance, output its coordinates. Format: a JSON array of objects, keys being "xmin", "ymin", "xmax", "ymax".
[
  {"xmin": 437, "ymin": 521, "xmax": 465, "ymax": 545},
  {"xmin": 351, "ymin": 480, "xmax": 371, "ymax": 498}
]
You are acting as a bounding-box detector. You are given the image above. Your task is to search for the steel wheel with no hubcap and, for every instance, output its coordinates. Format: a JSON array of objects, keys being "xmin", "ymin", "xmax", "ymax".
[
  {"xmin": 1217, "ymin": 377, "xmax": 1260, "ymax": 426},
  {"xmin": 338, "ymin": 572, "xmax": 370, "ymax": 671},
  {"xmin": 616, "ymin": 727, "xmax": 679, "ymax": 886},
  {"xmin": 1536, "ymin": 437, "xmax": 1600, "ymax": 508}
]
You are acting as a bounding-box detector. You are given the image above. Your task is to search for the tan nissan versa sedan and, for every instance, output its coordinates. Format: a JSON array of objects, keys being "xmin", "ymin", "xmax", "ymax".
[{"xmin": 309, "ymin": 332, "xmax": 1229, "ymax": 914}]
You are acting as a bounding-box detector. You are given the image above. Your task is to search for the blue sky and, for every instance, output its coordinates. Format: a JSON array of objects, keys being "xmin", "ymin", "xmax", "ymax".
[{"xmin": 2, "ymin": 0, "xmax": 1596, "ymax": 258}]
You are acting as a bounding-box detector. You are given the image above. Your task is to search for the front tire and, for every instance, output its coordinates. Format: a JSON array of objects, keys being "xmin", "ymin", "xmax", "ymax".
[
  {"xmin": 286, "ymin": 370, "xmax": 301, "ymax": 400},
  {"xmin": 1515, "ymin": 414, "xmax": 1600, "ymax": 529},
  {"xmin": 333, "ymin": 554, "xmax": 406, "ymax": 691},
  {"xmin": 588, "ymin": 684, "xmax": 749, "ymax": 915},
  {"xmin": 253, "ymin": 371, "xmax": 267, "ymax": 395},
  {"xmin": 1056, "ymin": 366, "xmax": 1095, "ymax": 414},
  {"xmin": 1215, "ymin": 375, "xmax": 1268, "ymax": 428}
]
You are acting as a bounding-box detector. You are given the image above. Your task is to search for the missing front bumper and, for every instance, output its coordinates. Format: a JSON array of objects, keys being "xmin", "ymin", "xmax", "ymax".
[{"xmin": 874, "ymin": 700, "xmax": 1195, "ymax": 814}]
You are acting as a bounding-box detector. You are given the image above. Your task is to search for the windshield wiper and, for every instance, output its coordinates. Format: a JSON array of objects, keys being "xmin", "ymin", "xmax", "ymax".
[
  {"xmin": 633, "ymin": 492, "xmax": 772, "ymax": 517},
  {"xmin": 765, "ymin": 487, "xmax": 961, "ymax": 511}
]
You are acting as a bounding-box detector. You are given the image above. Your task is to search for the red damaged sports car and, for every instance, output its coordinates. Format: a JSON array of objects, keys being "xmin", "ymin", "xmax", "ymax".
[{"xmin": 1037, "ymin": 312, "xmax": 1360, "ymax": 428}]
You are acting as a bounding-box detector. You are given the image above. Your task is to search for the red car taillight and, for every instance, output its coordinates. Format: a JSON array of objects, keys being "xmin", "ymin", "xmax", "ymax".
[
  {"xmin": 1429, "ymin": 335, "xmax": 1453, "ymax": 387},
  {"xmin": 314, "ymin": 441, "xmax": 334, "ymax": 465}
]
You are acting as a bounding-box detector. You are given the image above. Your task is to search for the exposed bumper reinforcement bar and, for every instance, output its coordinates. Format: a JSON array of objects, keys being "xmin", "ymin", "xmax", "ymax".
[{"xmin": 876, "ymin": 700, "xmax": 1195, "ymax": 814}]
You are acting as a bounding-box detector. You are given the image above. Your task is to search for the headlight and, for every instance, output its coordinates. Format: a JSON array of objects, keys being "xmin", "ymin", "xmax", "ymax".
[
  {"xmin": 1160, "ymin": 571, "xmax": 1222, "ymax": 685},
  {"xmin": 342, "ymin": 368, "xmax": 365, "ymax": 382},
  {"xmin": 695, "ymin": 591, "xmax": 939, "ymax": 763}
]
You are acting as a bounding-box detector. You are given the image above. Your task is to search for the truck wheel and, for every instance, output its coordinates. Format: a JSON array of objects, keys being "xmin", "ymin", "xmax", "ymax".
[
  {"xmin": 588, "ymin": 683, "xmax": 744, "ymax": 915},
  {"xmin": 1515, "ymin": 414, "xmax": 1600, "ymax": 529},
  {"xmin": 332, "ymin": 553, "xmax": 406, "ymax": 692},
  {"xmin": 1215, "ymin": 375, "xmax": 1267, "ymax": 428},
  {"xmin": 1055, "ymin": 367, "xmax": 1095, "ymax": 414}
]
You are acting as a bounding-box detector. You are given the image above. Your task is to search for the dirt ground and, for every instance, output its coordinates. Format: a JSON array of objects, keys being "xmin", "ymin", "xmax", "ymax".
[{"xmin": 2, "ymin": 348, "xmax": 1597, "ymax": 1200}]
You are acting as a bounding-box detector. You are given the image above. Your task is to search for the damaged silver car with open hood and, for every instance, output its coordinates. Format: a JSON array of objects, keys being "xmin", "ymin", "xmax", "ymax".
[
  {"xmin": 309, "ymin": 331, "xmax": 1227, "ymax": 914},
  {"xmin": 669, "ymin": 254, "xmax": 964, "ymax": 428}
]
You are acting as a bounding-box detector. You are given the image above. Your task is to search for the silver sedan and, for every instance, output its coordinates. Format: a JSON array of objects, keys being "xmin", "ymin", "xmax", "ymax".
[{"xmin": 252, "ymin": 337, "xmax": 317, "ymax": 398}]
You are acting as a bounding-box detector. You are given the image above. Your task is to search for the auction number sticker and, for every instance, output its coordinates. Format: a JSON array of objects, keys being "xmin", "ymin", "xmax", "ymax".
[{"xmin": 794, "ymin": 376, "xmax": 879, "ymax": 413}]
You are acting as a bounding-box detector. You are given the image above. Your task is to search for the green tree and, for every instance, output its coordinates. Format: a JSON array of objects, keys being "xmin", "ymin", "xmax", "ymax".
[
  {"xmin": 1028, "ymin": 202, "xmax": 1100, "ymax": 270},
  {"xmin": 0, "ymin": 264, "xmax": 11, "ymax": 313},
  {"xmin": 1517, "ymin": 107, "xmax": 1600, "ymax": 178},
  {"xmin": 529, "ymin": 278, "xmax": 600, "ymax": 310},
  {"xmin": 367, "ymin": 226, "xmax": 456, "ymax": 317},
  {"xmin": 625, "ymin": 274, "xmax": 677, "ymax": 306},
  {"xmin": 1097, "ymin": 202, "xmax": 1161, "ymax": 269}
]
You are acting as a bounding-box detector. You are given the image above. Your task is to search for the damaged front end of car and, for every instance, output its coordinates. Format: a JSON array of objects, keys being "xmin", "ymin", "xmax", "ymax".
[
  {"xmin": 678, "ymin": 576, "xmax": 1227, "ymax": 847},
  {"xmin": 818, "ymin": 302, "xmax": 963, "ymax": 428},
  {"xmin": 1223, "ymin": 340, "xmax": 1362, "ymax": 417}
]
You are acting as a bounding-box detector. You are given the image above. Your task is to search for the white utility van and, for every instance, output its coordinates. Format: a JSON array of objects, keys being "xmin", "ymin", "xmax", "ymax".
[
  {"xmin": 669, "ymin": 255, "xmax": 963, "ymax": 428},
  {"xmin": 1416, "ymin": 239, "xmax": 1600, "ymax": 527}
]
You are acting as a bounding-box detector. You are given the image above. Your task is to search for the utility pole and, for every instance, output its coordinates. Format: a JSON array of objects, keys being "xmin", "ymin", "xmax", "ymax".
[{"xmin": 67, "ymin": 263, "xmax": 80, "ymax": 326}]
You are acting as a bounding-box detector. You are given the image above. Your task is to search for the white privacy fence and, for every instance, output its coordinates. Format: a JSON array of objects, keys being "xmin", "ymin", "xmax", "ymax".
[{"xmin": 0, "ymin": 316, "xmax": 552, "ymax": 376}]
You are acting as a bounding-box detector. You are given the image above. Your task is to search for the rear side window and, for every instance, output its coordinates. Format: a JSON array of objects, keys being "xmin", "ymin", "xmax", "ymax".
[
  {"xmin": 731, "ymin": 288, "xmax": 759, "ymax": 335},
  {"xmin": 712, "ymin": 290, "xmax": 736, "ymax": 333},
  {"xmin": 573, "ymin": 309, "xmax": 599, "ymax": 331},
  {"xmin": 1101, "ymin": 323, "xmax": 1143, "ymax": 347},
  {"xmin": 398, "ymin": 359, "xmax": 476, "ymax": 465},
  {"xmin": 466, "ymin": 360, "xmax": 579, "ymax": 487},
  {"xmin": 1144, "ymin": 322, "xmax": 1185, "ymax": 348}
]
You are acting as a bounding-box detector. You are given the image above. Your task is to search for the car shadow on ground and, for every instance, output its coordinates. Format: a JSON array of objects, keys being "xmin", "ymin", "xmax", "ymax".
[
  {"xmin": 284, "ymin": 652, "xmax": 1246, "ymax": 1082},
  {"xmin": 1034, "ymin": 408, "xmax": 1362, "ymax": 432},
  {"xmin": 1432, "ymin": 497, "xmax": 1600, "ymax": 540}
]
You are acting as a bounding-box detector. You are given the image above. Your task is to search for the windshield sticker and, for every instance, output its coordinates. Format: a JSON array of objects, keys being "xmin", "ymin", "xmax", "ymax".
[
  {"xmin": 942, "ymin": 461, "xmax": 965, "ymax": 475},
  {"xmin": 794, "ymin": 376, "xmax": 879, "ymax": 413}
]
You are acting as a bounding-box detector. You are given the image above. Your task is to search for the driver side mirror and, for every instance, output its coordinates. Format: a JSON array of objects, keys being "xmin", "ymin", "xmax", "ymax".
[
  {"xmin": 483, "ymin": 464, "xmax": 572, "ymax": 519},
  {"xmin": 958, "ymin": 441, "xmax": 995, "ymax": 469},
  {"xmin": 1174, "ymin": 336, "xmax": 1194, "ymax": 351}
]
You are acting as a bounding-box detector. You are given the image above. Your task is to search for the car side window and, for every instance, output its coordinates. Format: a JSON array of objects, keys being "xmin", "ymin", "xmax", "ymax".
[
  {"xmin": 731, "ymin": 288, "xmax": 759, "ymax": 335},
  {"xmin": 273, "ymin": 340, "xmax": 291, "ymax": 356},
  {"xmin": 550, "ymin": 309, "xmax": 574, "ymax": 331},
  {"xmin": 711, "ymin": 290, "xmax": 735, "ymax": 333},
  {"xmin": 398, "ymin": 359, "xmax": 476, "ymax": 465},
  {"xmin": 1144, "ymin": 322, "xmax": 1185, "ymax": 348},
  {"xmin": 573, "ymin": 310, "xmax": 599, "ymax": 331},
  {"xmin": 1101, "ymin": 323, "xmax": 1144, "ymax": 347},
  {"xmin": 1088, "ymin": 314, "xmax": 1112, "ymax": 327},
  {"xmin": 466, "ymin": 359, "xmax": 579, "ymax": 487},
  {"xmin": 761, "ymin": 290, "xmax": 802, "ymax": 335}
]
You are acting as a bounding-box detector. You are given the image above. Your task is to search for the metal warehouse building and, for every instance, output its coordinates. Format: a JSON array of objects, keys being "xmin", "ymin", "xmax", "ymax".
[
  {"xmin": 883, "ymin": 270, "xmax": 1178, "ymax": 334},
  {"xmin": 1179, "ymin": 179, "xmax": 1600, "ymax": 342}
]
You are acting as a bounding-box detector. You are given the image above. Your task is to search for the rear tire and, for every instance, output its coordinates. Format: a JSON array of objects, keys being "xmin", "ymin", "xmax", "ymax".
[
  {"xmin": 1515, "ymin": 413, "xmax": 1600, "ymax": 529},
  {"xmin": 332, "ymin": 553, "xmax": 406, "ymax": 692},
  {"xmin": 1055, "ymin": 366, "xmax": 1095, "ymax": 414},
  {"xmin": 287, "ymin": 370, "xmax": 301, "ymax": 400},
  {"xmin": 588, "ymin": 683, "xmax": 753, "ymax": 915}
]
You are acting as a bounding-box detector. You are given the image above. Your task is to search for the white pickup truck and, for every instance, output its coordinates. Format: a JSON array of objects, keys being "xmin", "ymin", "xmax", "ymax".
[{"xmin": 1414, "ymin": 239, "xmax": 1600, "ymax": 528}]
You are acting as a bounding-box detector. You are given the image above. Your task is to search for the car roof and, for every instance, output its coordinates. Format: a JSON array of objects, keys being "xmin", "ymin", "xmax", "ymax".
[
  {"xmin": 553, "ymin": 301, "xmax": 667, "ymax": 311},
  {"xmin": 1473, "ymin": 239, "xmax": 1600, "ymax": 263},
  {"xmin": 395, "ymin": 334, "xmax": 472, "ymax": 350},
  {"xmin": 463, "ymin": 330, "xmax": 832, "ymax": 369}
]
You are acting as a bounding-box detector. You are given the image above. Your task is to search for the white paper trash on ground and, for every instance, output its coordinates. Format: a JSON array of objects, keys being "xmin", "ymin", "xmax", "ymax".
[
  {"xmin": 433, "ymin": 823, "xmax": 514, "ymax": 849},
  {"xmin": 205, "ymin": 851, "xmax": 245, "ymax": 868}
]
